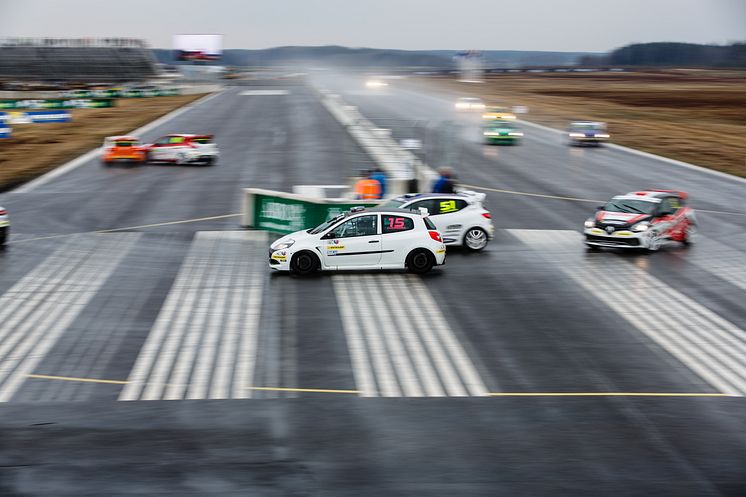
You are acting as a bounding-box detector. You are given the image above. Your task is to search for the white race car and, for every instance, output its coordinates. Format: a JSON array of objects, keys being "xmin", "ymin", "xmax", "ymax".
[
  {"xmin": 455, "ymin": 97, "xmax": 486, "ymax": 112},
  {"xmin": 0, "ymin": 206, "xmax": 8, "ymax": 246},
  {"xmin": 269, "ymin": 207, "xmax": 446, "ymax": 275},
  {"xmin": 142, "ymin": 134, "xmax": 219, "ymax": 165},
  {"xmin": 383, "ymin": 192, "xmax": 494, "ymax": 251}
]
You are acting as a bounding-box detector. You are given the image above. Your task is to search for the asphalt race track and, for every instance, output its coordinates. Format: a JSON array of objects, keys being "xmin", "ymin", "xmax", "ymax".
[{"xmin": 0, "ymin": 76, "xmax": 745, "ymax": 496}]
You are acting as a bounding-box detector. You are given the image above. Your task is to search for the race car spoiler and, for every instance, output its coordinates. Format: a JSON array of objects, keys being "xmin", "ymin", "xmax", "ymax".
[
  {"xmin": 645, "ymin": 189, "xmax": 689, "ymax": 200},
  {"xmin": 458, "ymin": 190, "xmax": 487, "ymax": 204}
]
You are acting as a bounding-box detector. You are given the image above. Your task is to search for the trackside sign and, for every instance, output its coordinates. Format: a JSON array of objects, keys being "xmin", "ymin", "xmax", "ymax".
[{"xmin": 242, "ymin": 188, "xmax": 379, "ymax": 235}]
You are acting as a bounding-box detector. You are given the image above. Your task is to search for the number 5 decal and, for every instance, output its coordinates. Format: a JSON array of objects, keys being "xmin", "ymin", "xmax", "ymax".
[{"xmin": 440, "ymin": 200, "xmax": 457, "ymax": 213}]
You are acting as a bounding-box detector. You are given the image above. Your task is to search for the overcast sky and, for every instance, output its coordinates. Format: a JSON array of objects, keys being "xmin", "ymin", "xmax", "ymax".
[{"xmin": 1, "ymin": 0, "xmax": 744, "ymax": 52}]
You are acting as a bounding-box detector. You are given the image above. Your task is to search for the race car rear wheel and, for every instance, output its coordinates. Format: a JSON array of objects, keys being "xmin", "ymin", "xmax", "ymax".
[
  {"xmin": 0, "ymin": 227, "xmax": 7, "ymax": 247},
  {"xmin": 407, "ymin": 249, "xmax": 434, "ymax": 274},
  {"xmin": 463, "ymin": 227, "xmax": 489, "ymax": 251},
  {"xmin": 290, "ymin": 251, "xmax": 319, "ymax": 276}
]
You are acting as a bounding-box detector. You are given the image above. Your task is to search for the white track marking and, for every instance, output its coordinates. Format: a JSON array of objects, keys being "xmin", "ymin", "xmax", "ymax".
[
  {"xmin": 364, "ymin": 275, "xmax": 422, "ymax": 397},
  {"xmin": 240, "ymin": 90, "xmax": 289, "ymax": 96},
  {"xmin": 0, "ymin": 234, "xmax": 139, "ymax": 402},
  {"xmin": 332, "ymin": 277, "xmax": 377, "ymax": 397},
  {"xmin": 120, "ymin": 231, "xmax": 266, "ymax": 401},
  {"xmin": 510, "ymin": 229, "xmax": 746, "ymax": 396},
  {"xmin": 333, "ymin": 273, "xmax": 488, "ymax": 397}
]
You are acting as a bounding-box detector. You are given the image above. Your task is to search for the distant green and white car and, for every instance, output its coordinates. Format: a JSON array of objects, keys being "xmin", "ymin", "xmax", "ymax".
[
  {"xmin": 482, "ymin": 119, "xmax": 523, "ymax": 145},
  {"xmin": 0, "ymin": 206, "xmax": 9, "ymax": 246}
]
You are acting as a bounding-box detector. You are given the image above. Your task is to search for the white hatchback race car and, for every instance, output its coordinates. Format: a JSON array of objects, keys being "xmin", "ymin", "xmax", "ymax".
[
  {"xmin": 269, "ymin": 207, "xmax": 446, "ymax": 275},
  {"xmin": 142, "ymin": 134, "xmax": 219, "ymax": 165},
  {"xmin": 383, "ymin": 192, "xmax": 494, "ymax": 251},
  {"xmin": 0, "ymin": 206, "xmax": 8, "ymax": 246}
]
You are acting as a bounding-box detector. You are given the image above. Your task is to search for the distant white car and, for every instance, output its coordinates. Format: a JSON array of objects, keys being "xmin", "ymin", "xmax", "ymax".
[
  {"xmin": 269, "ymin": 207, "xmax": 446, "ymax": 275},
  {"xmin": 567, "ymin": 121, "xmax": 610, "ymax": 146},
  {"xmin": 0, "ymin": 206, "xmax": 9, "ymax": 246},
  {"xmin": 365, "ymin": 79, "xmax": 389, "ymax": 89},
  {"xmin": 142, "ymin": 134, "xmax": 219, "ymax": 165},
  {"xmin": 384, "ymin": 192, "xmax": 494, "ymax": 251},
  {"xmin": 455, "ymin": 97, "xmax": 486, "ymax": 112}
]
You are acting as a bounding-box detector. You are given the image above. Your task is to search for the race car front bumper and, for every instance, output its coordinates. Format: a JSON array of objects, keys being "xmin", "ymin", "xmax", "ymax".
[
  {"xmin": 268, "ymin": 248, "xmax": 292, "ymax": 271},
  {"xmin": 584, "ymin": 228, "xmax": 650, "ymax": 248}
]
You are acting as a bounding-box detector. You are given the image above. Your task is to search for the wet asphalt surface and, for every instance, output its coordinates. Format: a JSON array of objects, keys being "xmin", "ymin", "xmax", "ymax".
[{"xmin": 0, "ymin": 76, "xmax": 745, "ymax": 496}]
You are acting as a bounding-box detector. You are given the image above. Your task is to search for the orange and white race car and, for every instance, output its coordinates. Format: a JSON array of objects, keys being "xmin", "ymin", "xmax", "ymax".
[{"xmin": 101, "ymin": 136, "xmax": 146, "ymax": 165}]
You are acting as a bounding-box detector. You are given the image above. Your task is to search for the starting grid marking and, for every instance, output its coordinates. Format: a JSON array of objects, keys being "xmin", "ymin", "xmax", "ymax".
[
  {"xmin": 509, "ymin": 230, "xmax": 746, "ymax": 397},
  {"xmin": 0, "ymin": 230, "xmax": 745, "ymax": 401}
]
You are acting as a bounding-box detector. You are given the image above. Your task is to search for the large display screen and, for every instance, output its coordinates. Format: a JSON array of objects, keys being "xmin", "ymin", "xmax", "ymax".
[{"xmin": 173, "ymin": 34, "xmax": 223, "ymax": 61}]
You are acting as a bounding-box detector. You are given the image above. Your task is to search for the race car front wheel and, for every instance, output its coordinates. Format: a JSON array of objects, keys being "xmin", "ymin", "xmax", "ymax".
[
  {"xmin": 464, "ymin": 227, "xmax": 489, "ymax": 251},
  {"xmin": 290, "ymin": 251, "xmax": 319, "ymax": 276},
  {"xmin": 0, "ymin": 228, "xmax": 7, "ymax": 247}
]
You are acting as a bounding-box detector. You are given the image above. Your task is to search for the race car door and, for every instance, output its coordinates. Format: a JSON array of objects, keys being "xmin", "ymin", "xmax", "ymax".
[{"xmin": 320, "ymin": 214, "xmax": 382, "ymax": 268}]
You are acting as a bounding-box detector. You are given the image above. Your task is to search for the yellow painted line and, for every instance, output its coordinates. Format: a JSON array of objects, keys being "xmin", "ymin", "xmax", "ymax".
[
  {"xmin": 486, "ymin": 392, "xmax": 730, "ymax": 397},
  {"xmin": 25, "ymin": 374, "xmax": 359, "ymax": 394},
  {"xmin": 247, "ymin": 386, "xmax": 360, "ymax": 395},
  {"xmin": 25, "ymin": 375, "xmax": 729, "ymax": 398},
  {"xmin": 6, "ymin": 213, "xmax": 242, "ymax": 245},
  {"xmin": 460, "ymin": 184, "xmax": 603, "ymax": 204},
  {"xmin": 26, "ymin": 373, "xmax": 128, "ymax": 385}
]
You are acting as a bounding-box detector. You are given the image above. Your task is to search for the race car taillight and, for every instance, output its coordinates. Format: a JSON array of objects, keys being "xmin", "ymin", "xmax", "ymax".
[
  {"xmin": 0, "ymin": 210, "xmax": 6, "ymax": 215},
  {"xmin": 482, "ymin": 212, "xmax": 491, "ymax": 219},
  {"xmin": 429, "ymin": 231, "xmax": 443, "ymax": 242}
]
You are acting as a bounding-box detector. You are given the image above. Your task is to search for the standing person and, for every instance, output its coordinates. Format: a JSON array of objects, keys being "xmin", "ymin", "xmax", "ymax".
[
  {"xmin": 369, "ymin": 167, "xmax": 387, "ymax": 198},
  {"xmin": 354, "ymin": 170, "xmax": 382, "ymax": 200},
  {"xmin": 432, "ymin": 167, "xmax": 455, "ymax": 193}
]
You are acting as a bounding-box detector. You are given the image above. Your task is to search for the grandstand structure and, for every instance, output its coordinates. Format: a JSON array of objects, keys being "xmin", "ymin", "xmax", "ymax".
[{"xmin": 0, "ymin": 38, "xmax": 159, "ymax": 82}]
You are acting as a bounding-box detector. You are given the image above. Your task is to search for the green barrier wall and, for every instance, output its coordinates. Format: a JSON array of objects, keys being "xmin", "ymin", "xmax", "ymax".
[
  {"xmin": 0, "ymin": 98, "xmax": 115, "ymax": 109},
  {"xmin": 250, "ymin": 191, "xmax": 379, "ymax": 235}
]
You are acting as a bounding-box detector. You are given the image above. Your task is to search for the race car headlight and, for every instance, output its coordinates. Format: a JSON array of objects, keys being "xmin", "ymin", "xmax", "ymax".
[
  {"xmin": 584, "ymin": 219, "xmax": 595, "ymax": 229},
  {"xmin": 596, "ymin": 133, "xmax": 610, "ymax": 138},
  {"xmin": 569, "ymin": 133, "xmax": 584, "ymax": 138},
  {"xmin": 483, "ymin": 131, "xmax": 499, "ymax": 136},
  {"xmin": 272, "ymin": 239, "xmax": 295, "ymax": 250},
  {"xmin": 631, "ymin": 222, "xmax": 650, "ymax": 232},
  {"xmin": 508, "ymin": 132, "xmax": 523, "ymax": 136}
]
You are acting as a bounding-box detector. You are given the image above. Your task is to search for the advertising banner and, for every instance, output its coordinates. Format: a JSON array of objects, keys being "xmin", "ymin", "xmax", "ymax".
[
  {"xmin": 0, "ymin": 124, "xmax": 11, "ymax": 138},
  {"xmin": 246, "ymin": 190, "xmax": 379, "ymax": 234},
  {"xmin": 0, "ymin": 99, "xmax": 115, "ymax": 109},
  {"xmin": 0, "ymin": 110, "xmax": 71, "ymax": 124},
  {"xmin": 174, "ymin": 34, "xmax": 223, "ymax": 61}
]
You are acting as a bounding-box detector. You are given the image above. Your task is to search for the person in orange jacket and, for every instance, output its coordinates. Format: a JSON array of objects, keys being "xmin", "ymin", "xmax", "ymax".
[{"xmin": 354, "ymin": 170, "xmax": 382, "ymax": 200}]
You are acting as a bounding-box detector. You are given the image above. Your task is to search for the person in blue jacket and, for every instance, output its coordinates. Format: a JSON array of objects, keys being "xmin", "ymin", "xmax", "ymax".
[
  {"xmin": 369, "ymin": 167, "xmax": 387, "ymax": 198},
  {"xmin": 432, "ymin": 167, "xmax": 455, "ymax": 193}
]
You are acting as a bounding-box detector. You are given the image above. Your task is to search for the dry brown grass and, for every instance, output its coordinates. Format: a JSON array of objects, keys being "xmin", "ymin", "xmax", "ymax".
[
  {"xmin": 0, "ymin": 93, "xmax": 208, "ymax": 191},
  {"xmin": 419, "ymin": 70, "xmax": 746, "ymax": 178}
]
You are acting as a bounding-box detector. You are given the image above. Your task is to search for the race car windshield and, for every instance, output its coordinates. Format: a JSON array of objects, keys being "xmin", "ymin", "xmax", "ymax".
[
  {"xmin": 572, "ymin": 123, "xmax": 603, "ymax": 130},
  {"xmin": 308, "ymin": 214, "xmax": 345, "ymax": 234},
  {"xmin": 603, "ymin": 199, "xmax": 657, "ymax": 214}
]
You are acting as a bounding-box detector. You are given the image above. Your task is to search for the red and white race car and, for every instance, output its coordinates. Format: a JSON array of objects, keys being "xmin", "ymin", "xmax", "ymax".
[
  {"xmin": 584, "ymin": 189, "xmax": 697, "ymax": 251},
  {"xmin": 141, "ymin": 134, "xmax": 219, "ymax": 165}
]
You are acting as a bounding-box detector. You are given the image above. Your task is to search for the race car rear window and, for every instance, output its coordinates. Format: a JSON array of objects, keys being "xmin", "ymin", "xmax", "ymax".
[
  {"xmin": 423, "ymin": 217, "xmax": 436, "ymax": 230},
  {"xmin": 382, "ymin": 215, "xmax": 414, "ymax": 234},
  {"xmin": 114, "ymin": 141, "xmax": 136, "ymax": 147},
  {"xmin": 192, "ymin": 137, "xmax": 212, "ymax": 144}
]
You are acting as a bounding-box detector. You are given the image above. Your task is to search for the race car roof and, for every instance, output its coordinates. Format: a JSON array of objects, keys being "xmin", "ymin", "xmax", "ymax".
[
  {"xmin": 613, "ymin": 189, "xmax": 688, "ymax": 202},
  {"xmin": 107, "ymin": 135, "xmax": 139, "ymax": 141}
]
